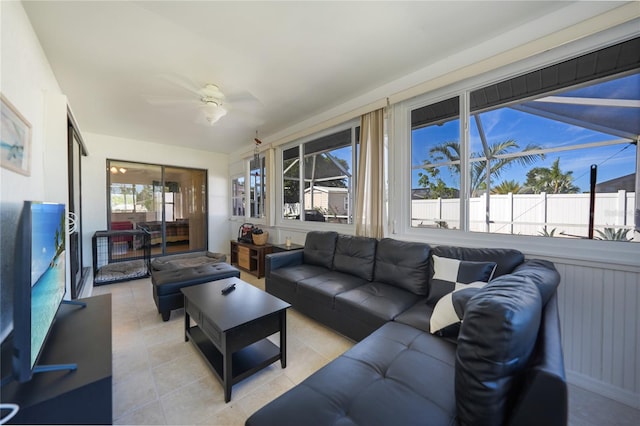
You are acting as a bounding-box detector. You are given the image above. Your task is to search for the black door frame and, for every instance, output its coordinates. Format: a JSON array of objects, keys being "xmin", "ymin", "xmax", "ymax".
[{"xmin": 68, "ymin": 107, "xmax": 89, "ymax": 299}]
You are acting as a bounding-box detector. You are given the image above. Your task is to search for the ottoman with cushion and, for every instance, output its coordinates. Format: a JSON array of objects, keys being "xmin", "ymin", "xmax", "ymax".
[
  {"xmin": 152, "ymin": 261, "xmax": 240, "ymax": 321},
  {"xmin": 151, "ymin": 251, "xmax": 227, "ymax": 270}
]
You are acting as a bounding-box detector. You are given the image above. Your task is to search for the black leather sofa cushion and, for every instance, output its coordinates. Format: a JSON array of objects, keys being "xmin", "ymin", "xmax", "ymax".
[
  {"xmin": 393, "ymin": 299, "xmax": 433, "ymax": 333},
  {"xmin": 267, "ymin": 264, "xmax": 330, "ymax": 304},
  {"xmin": 511, "ymin": 258, "xmax": 561, "ymax": 306},
  {"xmin": 335, "ymin": 282, "xmax": 421, "ymax": 327},
  {"xmin": 298, "ymin": 271, "xmax": 368, "ymax": 307},
  {"xmin": 333, "ymin": 235, "xmax": 377, "ymax": 280},
  {"xmin": 303, "ymin": 231, "xmax": 338, "ymax": 269},
  {"xmin": 245, "ymin": 321, "xmax": 457, "ymax": 426},
  {"xmin": 508, "ymin": 293, "xmax": 567, "ymax": 426},
  {"xmin": 374, "ymin": 238, "xmax": 431, "ymax": 295},
  {"xmin": 433, "ymin": 245, "xmax": 524, "ymax": 278},
  {"xmin": 269, "ymin": 263, "xmax": 330, "ymax": 288},
  {"xmin": 455, "ymin": 275, "xmax": 542, "ymax": 426}
]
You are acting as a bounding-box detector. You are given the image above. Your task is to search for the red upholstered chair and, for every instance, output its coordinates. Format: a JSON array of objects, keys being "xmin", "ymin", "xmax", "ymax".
[{"xmin": 110, "ymin": 221, "xmax": 133, "ymax": 245}]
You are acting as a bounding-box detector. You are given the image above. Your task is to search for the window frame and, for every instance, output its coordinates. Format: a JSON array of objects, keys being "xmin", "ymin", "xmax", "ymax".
[
  {"xmin": 230, "ymin": 174, "xmax": 246, "ymax": 218},
  {"xmin": 249, "ymin": 154, "xmax": 267, "ymax": 219},
  {"xmin": 230, "ymin": 153, "xmax": 268, "ymax": 223},
  {"xmin": 276, "ymin": 119, "xmax": 359, "ymax": 231},
  {"xmin": 391, "ymin": 35, "xmax": 640, "ymax": 268},
  {"xmin": 106, "ymin": 159, "xmax": 209, "ymax": 256}
]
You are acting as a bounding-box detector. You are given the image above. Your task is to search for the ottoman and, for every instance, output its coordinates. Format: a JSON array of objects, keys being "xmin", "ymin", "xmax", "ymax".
[
  {"xmin": 152, "ymin": 262, "xmax": 240, "ymax": 321},
  {"xmin": 151, "ymin": 251, "xmax": 227, "ymax": 271}
]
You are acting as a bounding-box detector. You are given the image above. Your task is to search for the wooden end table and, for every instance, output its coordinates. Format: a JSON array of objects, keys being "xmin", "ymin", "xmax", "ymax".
[
  {"xmin": 181, "ymin": 278, "xmax": 290, "ymax": 402},
  {"xmin": 229, "ymin": 240, "xmax": 273, "ymax": 278}
]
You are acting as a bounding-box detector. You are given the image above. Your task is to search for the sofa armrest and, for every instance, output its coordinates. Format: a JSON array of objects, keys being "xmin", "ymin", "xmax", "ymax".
[
  {"xmin": 508, "ymin": 293, "xmax": 567, "ymax": 426},
  {"xmin": 265, "ymin": 251, "xmax": 304, "ymax": 276}
]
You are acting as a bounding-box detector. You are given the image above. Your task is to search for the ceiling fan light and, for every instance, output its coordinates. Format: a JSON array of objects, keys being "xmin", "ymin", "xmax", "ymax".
[
  {"xmin": 204, "ymin": 106, "xmax": 227, "ymax": 125},
  {"xmin": 202, "ymin": 97, "xmax": 219, "ymax": 107}
]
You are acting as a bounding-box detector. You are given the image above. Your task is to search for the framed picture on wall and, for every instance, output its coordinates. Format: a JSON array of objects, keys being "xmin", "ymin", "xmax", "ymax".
[{"xmin": 1, "ymin": 93, "xmax": 32, "ymax": 176}]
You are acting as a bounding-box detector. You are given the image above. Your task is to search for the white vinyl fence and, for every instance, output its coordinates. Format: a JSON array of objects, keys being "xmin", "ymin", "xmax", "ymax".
[{"xmin": 412, "ymin": 190, "xmax": 637, "ymax": 240}]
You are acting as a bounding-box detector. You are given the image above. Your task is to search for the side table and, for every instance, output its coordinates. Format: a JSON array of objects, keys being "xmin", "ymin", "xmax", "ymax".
[
  {"xmin": 271, "ymin": 243, "xmax": 304, "ymax": 253},
  {"xmin": 230, "ymin": 240, "xmax": 273, "ymax": 278}
]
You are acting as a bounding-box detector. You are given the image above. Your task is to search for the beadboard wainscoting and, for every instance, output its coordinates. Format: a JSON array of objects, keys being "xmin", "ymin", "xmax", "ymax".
[{"xmin": 553, "ymin": 259, "xmax": 640, "ymax": 409}]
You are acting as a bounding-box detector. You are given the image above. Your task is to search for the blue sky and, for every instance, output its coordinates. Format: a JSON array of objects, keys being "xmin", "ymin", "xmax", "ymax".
[
  {"xmin": 412, "ymin": 94, "xmax": 637, "ymax": 192},
  {"xmin": 31, "ymin": 203, "xmax": 65, "ymax": 285}
]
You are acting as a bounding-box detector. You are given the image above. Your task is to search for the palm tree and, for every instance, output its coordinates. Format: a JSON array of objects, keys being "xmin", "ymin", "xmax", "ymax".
[
  {"xmin": 523, "ymin": 158, "xmax": 580, "ymax": 194},
  {"xmin": 423, "ymin": 139, "xmax": 544, "ymax": 196},
  {"xmin": 492, "ymin": 179, "xmax": 522, "ymax": 194}
]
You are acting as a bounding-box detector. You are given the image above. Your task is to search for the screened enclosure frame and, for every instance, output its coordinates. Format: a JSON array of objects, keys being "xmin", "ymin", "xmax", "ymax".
[{"xmin": 280, "ymin": 121, "xmax": 359, "ymax": 224}]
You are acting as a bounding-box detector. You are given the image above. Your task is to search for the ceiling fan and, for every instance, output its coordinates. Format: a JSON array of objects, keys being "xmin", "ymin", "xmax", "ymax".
[{"xmin": 146, "ymin": 74, "xmax": 262, "ymax": 126}]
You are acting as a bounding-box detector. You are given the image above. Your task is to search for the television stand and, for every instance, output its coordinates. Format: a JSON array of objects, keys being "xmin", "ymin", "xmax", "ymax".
[
  {"xmin": 62, "ymin": 299, "xmax": 87, "ymax": 308},
  {"xmin": 23, "ymin": 299, "xmax": 89, "ymax": 379},
  {"xmin": 0, "ymin": 294, "xmax": 112, "ymax": 425}
]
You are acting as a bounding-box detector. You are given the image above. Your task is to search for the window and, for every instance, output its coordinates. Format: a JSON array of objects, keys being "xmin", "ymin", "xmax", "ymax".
[
  {"xmin": 408, "ymin": 37, "xmax": 639, "ymax": 243},
  {"xmin": 283, "ymin": 146, "xmax": 300, "ymax": 220},
  {"xmin": 281, "ymin": 123, "xmax": 359, "ymax": 224},
  {"xmin": 107, "ymin": 160, "xmax": 208, "ymax": 255},
  {"xmin": 250, "ymin": 156, "xmax": 266, "ymax": 218},
  {"xmin": 411, "ymin": 96, "xmax": 461, "ymax": 229},
  {"xmin": 110, "ymin": 183, "xmax": 138, "ymax": 213},
  {"xmin": 231, "ymin": 176, "xmax": 245, "ymax": 217},
  {"xmin": 232, "ymin": 154, "xmax": 265, "ymax": 219}
]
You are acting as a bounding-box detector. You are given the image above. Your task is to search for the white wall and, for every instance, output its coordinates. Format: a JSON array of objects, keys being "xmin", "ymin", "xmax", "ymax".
[
  {"xmin": 0, "ymin": 1, "xmax": 69, "ymax": 340},
  {"xmin": 554, "ymin": 261, "xmax": 640, "ymax": 408},
  {"xmin": 81, "ymin": 132, "xmax": 230, "ymax": 277},
  {"xmin": 0, "ymin": 1, "xmax": 67, "ymax": 205}
]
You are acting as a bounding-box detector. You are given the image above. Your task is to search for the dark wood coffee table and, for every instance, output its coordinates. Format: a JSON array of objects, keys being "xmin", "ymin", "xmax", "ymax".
[{"xmin": 181, "ymin": 277, "xmax": 290, "ymax": 402}]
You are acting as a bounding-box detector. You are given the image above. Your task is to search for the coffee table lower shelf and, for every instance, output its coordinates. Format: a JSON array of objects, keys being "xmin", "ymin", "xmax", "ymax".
[{"xmin": 187, "ymin": 325, "xmax": 281, "ymax": 398}]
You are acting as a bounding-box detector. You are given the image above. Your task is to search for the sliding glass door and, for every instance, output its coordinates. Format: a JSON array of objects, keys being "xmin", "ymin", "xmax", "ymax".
[{"xmin": 107, "ymin": 160, "xmax": 207, "ymax": 256}]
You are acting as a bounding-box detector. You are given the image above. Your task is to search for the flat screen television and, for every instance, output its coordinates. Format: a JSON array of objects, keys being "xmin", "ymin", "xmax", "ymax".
[{"xmin": 12, "ymin": 201, "xmax": 67, "ymax": 383}]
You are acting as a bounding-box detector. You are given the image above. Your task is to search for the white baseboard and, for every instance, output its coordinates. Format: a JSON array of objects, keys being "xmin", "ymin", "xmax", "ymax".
[{"xmin": 567, "ymin": 370, "xmax": 640, "ymax": 410}]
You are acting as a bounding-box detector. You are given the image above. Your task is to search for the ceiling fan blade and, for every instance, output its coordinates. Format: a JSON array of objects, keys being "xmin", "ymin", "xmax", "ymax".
[
  {"xmin": 156, "ymin": 73, "xmax": 205, "ymax": 97},
  {"xmin": 225, "ymin": 90, "xmax": 261, "ymax": 105},
  {"xmin": 146, "ymin": 96, "xmax": 201, "ymax": 107},
  {"xmin": 225, "ymin": 107, "xmax": 266, "ymax": 127}
]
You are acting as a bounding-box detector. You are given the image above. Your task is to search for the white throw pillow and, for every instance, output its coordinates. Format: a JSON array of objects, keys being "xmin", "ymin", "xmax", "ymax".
[{"xmin": 430, "ymin": 281, "xmax": 487, "ymax": 335}]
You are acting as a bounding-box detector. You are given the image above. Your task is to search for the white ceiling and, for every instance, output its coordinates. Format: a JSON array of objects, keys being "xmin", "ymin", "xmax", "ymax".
[{"xmin": 22, "ymin": 1, "xmax": 626, "ymax": 155}]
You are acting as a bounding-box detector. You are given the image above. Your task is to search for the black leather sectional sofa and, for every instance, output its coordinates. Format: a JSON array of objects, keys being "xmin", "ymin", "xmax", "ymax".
[{"xmin": 246, "ymin": 231, "xmax": 567, "ymax": 426}]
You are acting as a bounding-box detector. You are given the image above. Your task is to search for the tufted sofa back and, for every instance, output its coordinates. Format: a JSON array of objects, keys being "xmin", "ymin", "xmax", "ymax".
[
  {"xmin": 332, "ymin": 235, "xmax": 378, "ymax": 280},
  {"xmin": 432, "ymin": 245, "xmax": 524, "ymax": 278},
  {"xmin": 303, "ymin": 231, "xmax": 338, "ymax": 269},
  {"xmin": 374, "ymin": 238, "xmax": 431, "ymax": 295}
]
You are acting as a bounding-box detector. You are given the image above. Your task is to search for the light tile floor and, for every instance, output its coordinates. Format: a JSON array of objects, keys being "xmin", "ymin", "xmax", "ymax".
[{"xmin": 91, "ymin": 273, "xmax": 639, "ymax": 425}]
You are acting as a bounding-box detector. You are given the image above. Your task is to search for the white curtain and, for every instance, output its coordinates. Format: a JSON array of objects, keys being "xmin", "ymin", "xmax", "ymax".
[{"xmin": 356, "ymin": 108, "xmax": 385, "ymax": 238}]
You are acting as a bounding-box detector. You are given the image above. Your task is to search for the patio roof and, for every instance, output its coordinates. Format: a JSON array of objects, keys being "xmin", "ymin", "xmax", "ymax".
[{"xmin": 513, "ymin": 72, "xmax": 640, "ymax": 141}]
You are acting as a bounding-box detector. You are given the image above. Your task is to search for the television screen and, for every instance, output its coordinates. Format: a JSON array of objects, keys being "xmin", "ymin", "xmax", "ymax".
[{"xmin": 13, "ymin": 201, "xmax": 66, "ymax": 382}]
